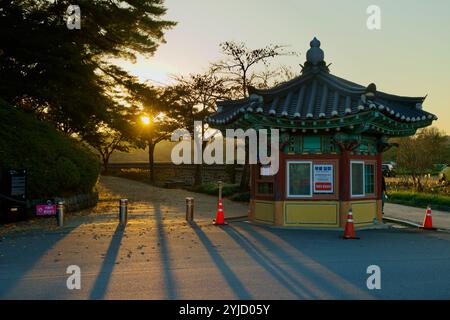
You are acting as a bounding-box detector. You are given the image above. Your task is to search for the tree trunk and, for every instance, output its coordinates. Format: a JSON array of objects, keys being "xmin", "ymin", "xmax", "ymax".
[
  {"xmin": 194, "ymin": 164, "xmax": 202, "ymax": 186},
  {"xmin": 193, "ymin": 126, "xmax": 206, "ymax": 186},
  {"xmin": 412, "ymin": 172, "xmax": 423, "ymax": 192},
  {"xmin": 417, "ymin": 176, "xmax": 423, "ymax": 192},
  {"xmin": 226, "ymin": 164, "xmax": 236, "ymax": 184},
  {"xmin": 148, "ymin": 141, "xmax": 155, "ymax": 183},
  {"xmin": 101, "ymin": 152, "xmax": 110, "ymax": 173},
  {"xmin": 240, "ymin": 164, "xmax": 250, "ymax": 191},
  {"xmin": 102, "ymin": 157, "xmax": 109, "ymax": 173},
  {"xmin": 239, "ymin": 141, "xmax": 251, "ymax": 190}
]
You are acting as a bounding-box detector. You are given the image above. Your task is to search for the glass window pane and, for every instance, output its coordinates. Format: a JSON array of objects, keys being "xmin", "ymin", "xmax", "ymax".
[
  {"xmin": 303, "ymin": 136, "xmax": 321, "ymax": 152},
  {"xmin": 351, "ymin": 162, "xmax": 364, "ymax": 196},
  {"xmin": 288, "ymin": 163, "xmax": 311, "ymax": 196},
  {"xmin": 365, "ymin": 164, "xmax": 375, "ymax": 194}
]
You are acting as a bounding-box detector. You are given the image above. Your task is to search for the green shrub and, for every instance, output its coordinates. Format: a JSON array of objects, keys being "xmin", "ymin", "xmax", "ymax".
[
  {"xmin": 229, "ymin": 192, "xmax": 250, "ymax": 202},
  {"xmin": 191, "ymin": 183, "xmax": 241, "ymax": 197},
  {"xmin": 108, "ymin": 168, "xmax": 151, "ymax": 183},
  {"xmin": 190, "ymin": 182, "xmax": 249, "ymax": 202},
  {"xmin": 55, "ymin": 157, "xmax": 81, "ymax": 190},
  {"xmin": 388, "ymin": 191, "xmax": 450, "ymax": 212},
  {"xmin": 0, "ymin": 100, "xmax": 100, "ymax": 200}
]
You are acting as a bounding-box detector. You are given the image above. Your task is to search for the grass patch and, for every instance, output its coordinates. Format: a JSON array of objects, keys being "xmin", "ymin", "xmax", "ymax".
[
  {"xmin": 191, "ymin": 183, "xmax": 249, "ymax": 202},
  {"xmin": 105, "ymin": 168, "xmax": 151, "ymax": 183},
  {"xmin": 190, "ymin": 183, "xmax": 241, "ymax": 197},
  {"xmin": 229, "ymin": 192, "xmax": 250, "ymax": 202},
  {"xmin": 387, "ymin": 191, "xmax": 450, "ymax": 212},
  {"xmin": 190, "ymin": 183, "xmax": 249, "ymax": 202}
]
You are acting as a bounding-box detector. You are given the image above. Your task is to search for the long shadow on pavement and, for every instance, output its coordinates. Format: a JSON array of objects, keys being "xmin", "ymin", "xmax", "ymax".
[
  {"xmin": 270, "ymin": 226, "xmax": 450, "ymax": 299},
  {"xmin": 0, "ymin": 219, "xmax": 87, "ymax": 299},
  {"xmin": 190, "ymin": 222, "xmax": 252, "ymax": 299},
  {"xmin": 89, "ymin": 224, "xmax": 124, "ymax": 299},
  {"xmin": 224, "ymin": 225, "xmax": 321, "ymax": 299},
  {"xmin": 153, "ymin": 203, "xmax": 177, "ymax": 299},
  {"xmin": 236, "ymin": 222, "xmax": 374, "ymax": 299}
]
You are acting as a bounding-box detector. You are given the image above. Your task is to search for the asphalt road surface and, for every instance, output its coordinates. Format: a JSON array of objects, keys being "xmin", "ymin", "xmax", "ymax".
[{"xmin": 0, "ymin": 176, "xmax": 449, "ymax": 299}]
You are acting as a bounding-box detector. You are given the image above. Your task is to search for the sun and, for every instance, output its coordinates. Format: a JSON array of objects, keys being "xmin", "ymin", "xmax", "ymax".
[{"xmin": 141, "ymin": 116, "xmax": 151, "ymax": 125}]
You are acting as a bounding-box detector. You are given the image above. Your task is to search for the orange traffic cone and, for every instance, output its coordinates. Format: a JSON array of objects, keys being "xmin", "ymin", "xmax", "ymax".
[
  {"xmin": 421, "ymin": 205, "xmax": 435, "ymax": 230},
  {"xmin": 213, "ymin": 199, "xmax": 228, "ymax": 226},
  {"xmin": 342, "ymin": 207, "xmax": 359, "ymax": 239}
]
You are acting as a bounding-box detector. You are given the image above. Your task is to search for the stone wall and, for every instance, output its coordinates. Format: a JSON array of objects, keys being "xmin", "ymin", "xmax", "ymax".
[{"xmin": 109, "ymin": 163, "xmax": 243, "ymax": 185}]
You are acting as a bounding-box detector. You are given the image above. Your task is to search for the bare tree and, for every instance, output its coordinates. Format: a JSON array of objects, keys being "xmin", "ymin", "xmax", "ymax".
[
  {"xmin": 212, "ymin": 41, "xmax": 297, "ymax": 190},
  {"xmin": 252, "ymin": 65, "xmax": 299, "ymax": 89},
  {"xmin": 396, "ymin": 127, "xmax": 448, "ymax": 191},
  {"xmin": 166, "ymin": 69, "xmax": 231, "ymax": 185},
  {"xmin": 84, "ymin": 124, "xmax": 132, "ymax": 173},
  {"xmin": 172, "ymin": 70, "xmax": 231, "ymax": 112},
  {"xmin": 136, "ymin": 113, "xmax": 178, "ymax": 183},
  {"xmin": 212, "ymin": 41, "xmax": 296, "ymax": 97}
]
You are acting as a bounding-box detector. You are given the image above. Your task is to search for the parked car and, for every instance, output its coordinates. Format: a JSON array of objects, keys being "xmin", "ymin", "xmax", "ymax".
[{"xmin": 382, "ymin": 164, "xmax": 396, "ymax": 177}]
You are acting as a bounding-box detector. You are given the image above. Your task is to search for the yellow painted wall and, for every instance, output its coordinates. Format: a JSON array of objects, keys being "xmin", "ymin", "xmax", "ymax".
[
  {"xmin": 254, "ymin": 201, "xmax": 275, "ymax": 224},
  {"xmin": 273, "ymin": 201, "xmax": 284, "ymax": 226},
  {"xmin": 376, "ymin": 200, "xmax": 383, "ymax": 223},
  {"xmin": 284, "ymin": 201, "xmax": 339, "ymax": 227},
  {"xmin": 248, "ymin": 199, "xmax": 255, "ymax": 221},
  {"xmin": 252, "ymin": 199, "xmax": 378, "ymax": 228},
  {"xmin": 351, "ymin": 200, "xmax": 377, "ymax": 226}
]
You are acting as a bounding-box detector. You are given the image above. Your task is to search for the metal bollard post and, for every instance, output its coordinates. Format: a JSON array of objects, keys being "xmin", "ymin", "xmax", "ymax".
[
  {"xmin": 218, "ymin": 180, "xmax": 223, "ymax": 202},
  {"xmin": 186, "ymin": 197, "xmax": 194, "ymax": 222},
  {"xmin": 119, "ymin": 199, "xmax": 128, "ymax": 226},
  {"xmin": 56, "ymin": 201, "xmax": 64, "ymax": 227}
]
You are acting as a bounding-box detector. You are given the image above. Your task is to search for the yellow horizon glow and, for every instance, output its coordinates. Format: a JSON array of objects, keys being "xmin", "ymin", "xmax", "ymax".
[{"xmin": 114, "ymin": 0, "xmax": 450, "ymax": 133}]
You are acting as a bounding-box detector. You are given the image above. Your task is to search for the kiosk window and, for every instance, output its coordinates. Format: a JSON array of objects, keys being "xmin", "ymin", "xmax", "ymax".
[
  {"xmin": 365, "ymin": 164, "xmax": 375, "ymax": 194},
  {"xmin": 351, "ymin": 161, "xmax": 365, "ymax": 197},
  {"xmin": 287, "ymin": 161, "xmax": 312, "ymax": 197}
]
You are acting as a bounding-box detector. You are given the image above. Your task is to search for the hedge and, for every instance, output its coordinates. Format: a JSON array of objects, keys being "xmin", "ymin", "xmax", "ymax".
[
  {"xmin": 0, "ymin": 100, "xmax": 101, "ymax": 201},
  {"xmin": 190, "ymin": 183, "xmax": 242, "ymax": 197},
  {"xmin": 387, "ymin": 191, "xmax": 450, "ymax": 212}
]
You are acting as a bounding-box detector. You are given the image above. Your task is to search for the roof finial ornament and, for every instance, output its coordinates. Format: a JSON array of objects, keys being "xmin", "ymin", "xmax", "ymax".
[
  {"xmin": 306, "ymin": 37, "xmax": 325, "ymax": 66},
  {"xmin": 365, "ymin": 83, "xmax": 377, "ymax": 97},
  {"xmin": 303, "ymin": 37, "xmax": 328, "ymax": 73},
  {"xmin": 310, "ymin": 37, "xmax": 321, "ymax": 48}
]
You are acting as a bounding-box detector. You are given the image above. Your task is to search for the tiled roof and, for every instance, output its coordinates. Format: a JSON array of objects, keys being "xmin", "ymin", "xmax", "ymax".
[{"xmin": 208, "ymin": 38, "xmax": 437, "ymax": 130}]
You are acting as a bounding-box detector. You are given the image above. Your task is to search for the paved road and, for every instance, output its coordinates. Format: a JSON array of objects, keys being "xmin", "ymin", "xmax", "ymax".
[
  {"xmin": 385, "ymin": 203, "xmax": 450, "ymax": 230},
  {"xmin": 0, "ymin": 176, "xmax": 449, "ymax": 299}
]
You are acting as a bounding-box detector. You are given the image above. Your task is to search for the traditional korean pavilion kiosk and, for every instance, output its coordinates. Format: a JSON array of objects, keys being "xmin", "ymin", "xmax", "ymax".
[{"xmin": 208, "ymin": 38, "xmax": 437, "ymax": 229}]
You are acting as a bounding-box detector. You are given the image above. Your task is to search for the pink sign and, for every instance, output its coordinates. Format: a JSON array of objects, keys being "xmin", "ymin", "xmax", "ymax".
[{"xmin": 36, "ymin": 204, "xmax": 56, "ymax": 216}]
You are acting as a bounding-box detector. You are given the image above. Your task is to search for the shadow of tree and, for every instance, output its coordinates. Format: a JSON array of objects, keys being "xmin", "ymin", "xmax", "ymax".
[
  {"xmin": 223, "ymin": 225, "xmax": 323, "ymax": 298},
  {"xmin": 89, "ymin": 224, "xmax": 124, "ymax": 299},
  {"xmin": 190, "ymin": 222, "xmax": 252, "ymax": 299},
  {"xmin": 153, "ymin": 202, "xmax": 177, "ymax": 299}
]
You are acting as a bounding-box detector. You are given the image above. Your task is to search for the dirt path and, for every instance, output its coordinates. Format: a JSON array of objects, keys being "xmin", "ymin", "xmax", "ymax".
[
  {"xmin": 0, "ymin": 176, "xmax": 248, "ymax": 236},
  {"xmin": 98, "ymin": 175, "xmax": 248, "ymax": 220}
]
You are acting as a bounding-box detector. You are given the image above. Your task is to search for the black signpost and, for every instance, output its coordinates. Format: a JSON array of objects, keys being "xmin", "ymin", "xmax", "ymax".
[{"xmin": 0, "ymin": 169, "xmax": 27, "ymax": 222}]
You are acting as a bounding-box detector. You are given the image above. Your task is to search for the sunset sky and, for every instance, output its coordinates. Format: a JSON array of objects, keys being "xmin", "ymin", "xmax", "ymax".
[{"xmin": 118, "ymin": 0, "xmax": 450, "ymax": 133}]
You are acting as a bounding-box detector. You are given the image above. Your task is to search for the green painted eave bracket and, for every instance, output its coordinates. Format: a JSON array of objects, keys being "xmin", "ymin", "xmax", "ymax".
[{"xmin": 208, "ymin": 111, "xmax": 433, "ymax": 138}]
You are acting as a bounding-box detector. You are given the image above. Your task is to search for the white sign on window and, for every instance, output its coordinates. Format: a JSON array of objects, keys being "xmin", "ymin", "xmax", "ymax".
[{"xmin": 313, "ymin": 164, "xmax": 333, "ymax": 193}]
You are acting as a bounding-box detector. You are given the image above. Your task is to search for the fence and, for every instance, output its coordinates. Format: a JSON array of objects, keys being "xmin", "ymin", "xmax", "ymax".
[{"xmin": 108, "ymin": 162, "xmax": 244, "ymax": 185}]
